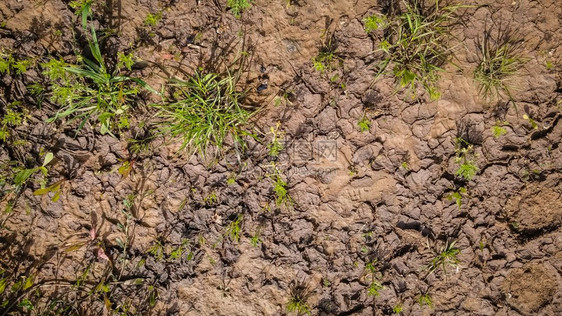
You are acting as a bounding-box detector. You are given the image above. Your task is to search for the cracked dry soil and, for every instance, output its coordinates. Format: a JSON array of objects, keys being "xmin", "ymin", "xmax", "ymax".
[{"xmin": 1, "ymin": 0, "xmax": 561, "ymax": 315}]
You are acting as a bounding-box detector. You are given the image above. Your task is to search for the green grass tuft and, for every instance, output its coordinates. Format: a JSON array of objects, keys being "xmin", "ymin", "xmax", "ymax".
[
  {"xmin": 474, "ymin": 30, "xmax": 527, "ymax": 106},
  {"xmin": 373, "ymin": 0, "xmax": 469, "ymax": 100},
  {"xmin": 157, "ymin": 71, "xmax": 256, "ymax": 158}
]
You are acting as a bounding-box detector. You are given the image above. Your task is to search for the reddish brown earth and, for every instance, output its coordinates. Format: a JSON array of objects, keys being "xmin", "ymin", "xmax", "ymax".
[{"xmin": 0, "ymin": 0, "xmax": 561, "ymax": 315}]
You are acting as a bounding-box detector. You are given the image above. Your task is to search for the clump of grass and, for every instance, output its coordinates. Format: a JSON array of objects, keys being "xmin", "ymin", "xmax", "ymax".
[
  {"xmin": 286, "ymin": 281, "xmax": 312, "ymax": 316},
  {"xmin": 425, "ymin": 240, "xmax": 460, "ymax": 275},
  {"xmin": 228, "ymin": 0, "xmax": 253, "ymax": 18},
  {"xmin": 157, "ymin": 71, "xmax": 256, "ymax": 158},
  {"xmin": 474, "ymin": 29, "xmax": 527, "ymax": 106},
  {"xmin": 372, "ymin": 0, "xmax": 469, "ymax": 100}
]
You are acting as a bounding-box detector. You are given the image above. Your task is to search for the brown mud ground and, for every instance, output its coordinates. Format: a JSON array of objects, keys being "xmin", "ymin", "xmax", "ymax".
[{"xmin": 1, "ymin": 0, "xmax": 561, "ymax": 315}]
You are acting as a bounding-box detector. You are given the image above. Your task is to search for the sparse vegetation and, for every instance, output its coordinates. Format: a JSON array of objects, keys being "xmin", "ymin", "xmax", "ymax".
[
  {"xmin": 454, "ymin": 137, "xmax": 479, "ymax": 181},
  {"xmin": 358, "ymin": 115, "xmax": 371, "ymax": 132},
  {"xmin": 447, "ymin": 186, "xmax": 466, "ymax": 209},
  {"xmin": 373, "ymin": 0, "xmax": 469, "ymax": 100},
  {"xmin": 286, "ymin": 281, "xmax": 312, "ymax": 316},
  {"xmin": 228, "ymin": 0, "xmax": 253, "ymax": 18},
  {"xmin": 491, "ymin": 121, "xmax": 508, "ymax": 138},
  {"xmin": 0, "ymin": 0, "xmax": 559, "ymax": 314},
  {"xmin": 426, "ymin": 240, "xmax": 460, "ymax": 275},
  {"xmin": 157, "ymin": 71, "xmax": 255, "ymax": 158},
  {"xmin": 267, "ymin": 163, "xmax": 293, "ymax": 209},
  {"xmin": 474, "ymin": 29, "xmax": 527, "ymax": 106},
  {"xmin": 417, "ymin": 292, "xmax": 433, "ymax": 308},
  {"xmin": 364, "ymin": 260, "xmax": 384, "ymax": 297},
  {"xmin": 268, "ymin": 122, "xmax": 285, "ymax": 157},
  {"xmin": 41, "ymin": 6, "xmax": 155, "ymax": 135}
]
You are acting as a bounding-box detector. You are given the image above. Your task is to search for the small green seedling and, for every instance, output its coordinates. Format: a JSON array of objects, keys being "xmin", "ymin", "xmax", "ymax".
[
  {"xmin": 446, "ymin": 187, "xmax": 466, "ymax": 209},
  {"xmin": 169, "ymin": 239, "xmax": 192, "ymax": 261},
  {"xmin": 0, "ymin": 106, "xmax": 27, "ymax": 142},
  {"xmin": 392, "ymin": 303, "xmax": 404, "ymax": 314},
  {"xmin": 313, "ymin": 51, "xmax": 335, "ymax": 73},
  {"xmin": 144, "ymin": 11, "xmax": 163, "ymax": 26},
  {"xmin": 228, "ymin": 0, "xmax": 252, "ymax": 18},
  {"xmin": 522, "ymin": 114, "xmax": 538, "ymax": 129},
  {"xmin": 426, "ymin": 240, "xmax": 460, "ymax": 275},
  {"xmin": 226, "ymin": 214, "xmax": 243, "ymax": 243},
  {"xmin": 249, "ymin": 230, "xmax": 261, "ymax": 247},
  {"xmin": 226, "ymin": 176, "xmax": 236, "ymax": 185},
  {"xmin": 313, "ymin": 35, "xmax": 341, "ymax": 74},
  {"xmin": 204, "ymin": 192, "xmax": 218, "ymax": 205},
  {"xmin": 268, "ymin": 122, "xmax": 284, "ymax": 157},
  {"xmin": 267, "ymin": 163, "xmax": 293, "ymax": 209},
  {"xmin": 364, "ymin": 260, "xmax": 384, "ymax": 297},
  {"xmin": 417, "ymin": 293, "xmax": 433, "ymax": 308},
  {"xmin": 491, "ymin": 121, "xmax": 508, "ymax": 138},
  {"xmin": 363, "ymin": 14, "xmax": 387, "ymax": 33},
  {"xmin": 148, "ymin": 241, "xmax": 165, "ymax": 261},
  {"xmin": 454, "ymin": 138, "xmax": 479, "ymax": 181},
  {"xmin": 358, "ymin": 115, "xmax": 371, "ymax": 132}
]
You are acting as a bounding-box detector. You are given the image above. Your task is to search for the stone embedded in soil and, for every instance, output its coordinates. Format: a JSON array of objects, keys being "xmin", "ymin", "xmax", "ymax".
[
  {"xmin": 502, "ymin": 263, "xmax": 558, "ymax": 315},
  {"xmin": 505, "ymin": 185, "xmax": 562, "ymax": 234}
]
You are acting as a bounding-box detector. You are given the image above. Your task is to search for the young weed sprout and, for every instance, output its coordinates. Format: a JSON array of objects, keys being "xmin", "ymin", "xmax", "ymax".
[
  {"xmin": 454, "ymin": 137, "xmax": 479, "ymax": 181},
  {"xmin": 425, "ymin": 239, "xmax": 460, "ymax": 276},
  {"xmin": 370, "ymin": 0, "xmax": 469, "ymax": 100},
  {"xmin": 267, "ymin": 162, "xmax": 293, "ymax": 209},
  {"xmin": 157, "ymin": 71, "xmax": 256, "ymax": 159},
  {"xmin": 228, "ymin": 0, "xmax": 253, "ymax": 18}
]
